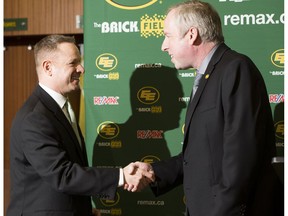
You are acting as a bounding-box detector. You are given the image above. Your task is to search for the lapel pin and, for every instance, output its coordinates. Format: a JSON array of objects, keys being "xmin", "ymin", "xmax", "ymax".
[{"xmin": 205, "ymin": 74, "xmax": 210, "ymax": 79}]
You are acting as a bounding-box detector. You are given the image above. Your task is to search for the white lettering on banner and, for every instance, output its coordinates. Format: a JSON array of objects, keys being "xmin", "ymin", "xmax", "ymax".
[
  {"xmin": 224, "ymin": 13, "xmax": 284, "ymax": 25},
  {"xmin": 100, "ymin": 209, "xmax": 110, "ymax": 214},
  {"xmin": 135, "ymin": 63, "xmax": 162, "ymax": 68},
  {"xmin": 270, "ymin": 71, "xmax": 284, "ymax": 76},
  {"xmin": 93, "ymin": 73, "xmax": 120, "ymax": 80},
  {"xmin": 179, "ymin": 72, "xmax": 194, "ymax": 77},
  {"xmin": 98, "ymin": 142, "xmax": 111, "ymax": 147},
  {"xmin": 100, "ymin": 21, "xmax": 139, "ymax": 33},
  {"xmin": 179, "ymin": 97, "xmax": 190, "ymax": 102},
  {"xmin": 99, "ymin": 208, "xmax": 122, "ymax": 215},
  {"xmin": 137, "ymin": 200, "xmax": 165, "ymax": 206},
  {"xmin": 138, "ymin": 108, "xmax": 151, "ymax": 112},
  {"xmin": 94, "ymin": 74, "xmax": 108, "ymax": 79}
]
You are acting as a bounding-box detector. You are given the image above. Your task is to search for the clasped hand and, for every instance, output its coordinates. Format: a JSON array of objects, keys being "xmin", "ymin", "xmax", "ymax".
[{"xmin": 123, "ymin": 162, "xmax": 154, "ymax": 192}]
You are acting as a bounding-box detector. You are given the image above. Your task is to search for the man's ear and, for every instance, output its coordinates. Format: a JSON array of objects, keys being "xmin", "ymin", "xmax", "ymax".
[
  {"xmin": 42, "ymin": 60, "xmax": 53, "ymax": 76},
  {"xmin": 187, "ymin": 27, "xmax": 200, "ymax": 45}
]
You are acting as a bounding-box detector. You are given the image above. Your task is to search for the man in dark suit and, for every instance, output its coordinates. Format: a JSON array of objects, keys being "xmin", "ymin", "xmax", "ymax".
[
  {"xmin": 131, "ymin": 1, "xmax": 283, "ymax": 215},
  {"xmin": 7, "ymin": 35, "xmax": 154, "ymax": 216}
]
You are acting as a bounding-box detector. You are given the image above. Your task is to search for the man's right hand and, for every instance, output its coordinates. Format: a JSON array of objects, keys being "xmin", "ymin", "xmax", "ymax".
[{"xmin": 123, "ymin": 162, "xmax": 155, "ymax": 192}]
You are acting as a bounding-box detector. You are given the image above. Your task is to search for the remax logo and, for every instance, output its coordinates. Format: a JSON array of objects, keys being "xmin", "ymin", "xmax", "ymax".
[
  {"xmin": 137, "ymin": 130, "xmax": 164, "ymax": 139},
  {"xmin": 94, "ymin": 96, "xmax": 119, "ymax": 105},
  {"xmin": 271, "ymin": 49, "xmax": 284, "ymax": 68},
  {"xmin": 106, "ymin": 0, "xmax": 158, "ymax": 10},
  {"xmin": 137, "ymin": 86, "xmax": 160, "ymax": 105},
  {"xmin": 97, "ymin": 121, "xmax": 120, "ymax": 139},
  {"xmin": 95, "ymin": 53, "xmax": 118, "ymax": 71},
  {"xmin": 269, "ymin": 94, "xmax": 284, "ymax": 104}
]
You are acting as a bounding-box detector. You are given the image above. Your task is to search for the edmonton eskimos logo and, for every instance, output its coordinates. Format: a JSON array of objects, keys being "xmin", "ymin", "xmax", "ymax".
[
  {"xmin": 274, "ymin": 120, "xmax": 284, "ymax": 140},
  {"xmin": 137, "ymin": 86, "xmax": 160, "ymax": 105},
  {"xmin": 95, "ymin": 53, "xmax": 118, "ymax": 71},
  {"xmin": 271, "ymin": 49, "xmax": 284, "ymax": 68},
  {"xmin": 97, "ymin": 121, "xmax": 120, "ymax": 139},
  {"xmin": 140, "ymin": 155, "xmax": 161, "ymax": 164},
  {"xmin": 100, "ymin": 192, "xmax": 120, "ymax": 207},
  {"xmin": 106, "ymin": 0, "xmax": 158, "ymax": 10}
]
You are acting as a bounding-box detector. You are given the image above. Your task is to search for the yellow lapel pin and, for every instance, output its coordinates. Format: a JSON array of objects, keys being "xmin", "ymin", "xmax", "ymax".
[{"xmin": 205, "ymin": 74, "xmax": 210, "ymax": 79}]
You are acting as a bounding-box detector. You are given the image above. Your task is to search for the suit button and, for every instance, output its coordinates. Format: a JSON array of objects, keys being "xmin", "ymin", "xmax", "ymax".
[{"xmin": 183, "ymin": 160, "xmax": 188, "ymax": 165}]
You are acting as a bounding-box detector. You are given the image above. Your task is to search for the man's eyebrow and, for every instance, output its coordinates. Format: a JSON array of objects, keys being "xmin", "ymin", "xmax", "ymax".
[{"xmin": 68, "ymin": 58, "xmax": 81, "ymax": 65}]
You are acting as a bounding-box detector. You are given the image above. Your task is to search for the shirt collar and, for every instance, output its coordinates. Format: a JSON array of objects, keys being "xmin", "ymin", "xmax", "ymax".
[
  {"xmin": 39, "ymin": 83, "xmax": 67, "ymax": 109},
  {"xmin": 197, "ymin": 43, "xmax": 220, "ymax": 75}
]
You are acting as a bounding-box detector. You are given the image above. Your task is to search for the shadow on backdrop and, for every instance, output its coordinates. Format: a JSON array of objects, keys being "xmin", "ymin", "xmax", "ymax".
[
  {"xmin": 93, "ymin": 66, "xmax": 186, "ymax": 216},
  {"xmin": 271, "ymin": 102, "xmax": 284, "ymax": 216}
]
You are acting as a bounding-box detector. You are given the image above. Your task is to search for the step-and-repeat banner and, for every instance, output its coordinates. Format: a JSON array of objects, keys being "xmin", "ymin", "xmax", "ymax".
[{"xmin": 83, "ymin": 0, "xmax": 284, "ymax": 215}]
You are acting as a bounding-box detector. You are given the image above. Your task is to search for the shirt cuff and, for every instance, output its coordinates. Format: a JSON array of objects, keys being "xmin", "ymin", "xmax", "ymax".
[{"xmin": 118, "ymin": 168, "xmax": 124, "ymax": 187}]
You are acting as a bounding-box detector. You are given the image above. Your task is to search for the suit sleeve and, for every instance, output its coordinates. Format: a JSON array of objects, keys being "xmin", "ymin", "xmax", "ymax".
[
  {"xmin": 20, "ymin": 111, "xmax": 119, "ymax": 200},
  {"xmin": 214, "ymin": 56, "xmax": 273, "ymax": 214},
  {"xmin": 151, "ymin": 153, "xmax": 183, "ymax": 196}
]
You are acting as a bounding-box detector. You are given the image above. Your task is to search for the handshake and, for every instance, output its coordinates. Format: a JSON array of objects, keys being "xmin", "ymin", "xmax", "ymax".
[{"xmin": 122, "ymin": 162, "xmax": 155, "ymax": 192}]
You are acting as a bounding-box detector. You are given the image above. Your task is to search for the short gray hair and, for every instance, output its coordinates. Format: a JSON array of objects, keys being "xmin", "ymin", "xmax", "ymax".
[{"xmin": 167, "ymin": 0, "xmax": 224, "ymax": 43}]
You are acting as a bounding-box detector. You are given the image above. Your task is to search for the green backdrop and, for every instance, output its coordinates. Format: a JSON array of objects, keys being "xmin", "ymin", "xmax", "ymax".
[{"xmin": 83, "ymin": 0, "xmax": 284, "ymax": 215}]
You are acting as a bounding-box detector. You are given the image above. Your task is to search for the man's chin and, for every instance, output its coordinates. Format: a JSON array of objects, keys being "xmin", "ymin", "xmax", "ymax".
[
  {"xmin": 173, "ymin": 63, "xmax": 184, "ymax": 70},
  {"xmin": 175, "ymin": 65, "xmax": 190, "ymax": 70}
]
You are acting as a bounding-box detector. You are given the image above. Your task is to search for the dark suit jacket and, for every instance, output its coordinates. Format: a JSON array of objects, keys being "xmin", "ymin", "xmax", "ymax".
[
  {"xmin": 152, "ymin": 43, "xmax": 283, "ymax": 216},
  {"xmin": 7, "ymin": 85, "xmax": 119, "ymax": 216}
]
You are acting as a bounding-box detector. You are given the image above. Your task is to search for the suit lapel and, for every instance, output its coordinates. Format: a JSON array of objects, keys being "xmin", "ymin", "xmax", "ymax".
[
  {"xmin": 36, "ymin": 86, "xmax": 87, "ymax": 165},
  {"xmin": 183, "ymin": 69, "xmax": 212, "ymax": 138},
  {"xmin": 183, "ymin": 44, "xmax": 230, "ymax": 150}
]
